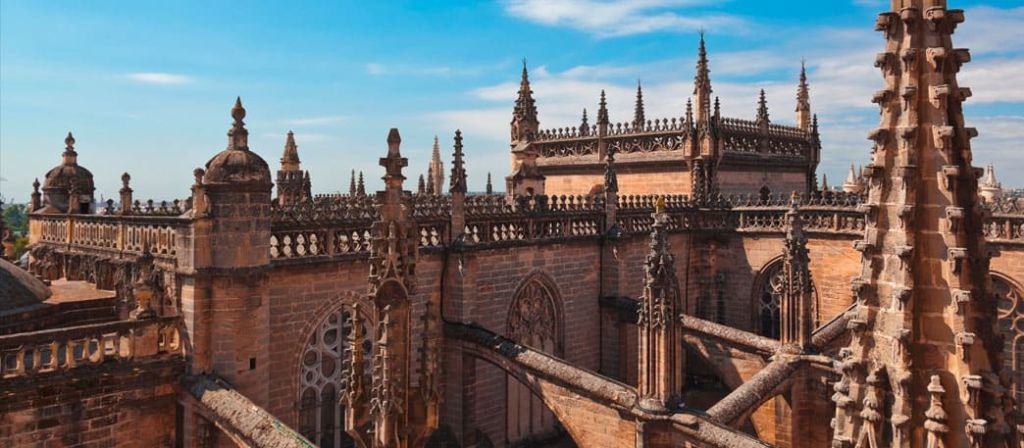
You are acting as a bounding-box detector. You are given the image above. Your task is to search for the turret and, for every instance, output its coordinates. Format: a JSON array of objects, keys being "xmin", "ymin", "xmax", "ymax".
[
  {"xmin": 41, "ymin": 132, "xmax": 95, "ymax": 214},
  {"xmin": 841, "ymin": 163, "xmax": 864, "ymax": 194},
  {"xmin": 275, "ymin": 131, "xmax": 310, "ymax": 206},
  {"xmin": 979, "ymin": 163, "xmax": 1002, "ymax": 202},
  {"xmin": 510, "ymin": 60, "xmax": 539, "ymax": 145}
]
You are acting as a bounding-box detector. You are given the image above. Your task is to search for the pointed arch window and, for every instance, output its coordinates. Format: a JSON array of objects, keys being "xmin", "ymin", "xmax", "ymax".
[
  {"xmin": 754, "ymin": 260, "xmax": 818, "ymax": 339},
  {"xmin": 298, "ymin": 306, "xmax": 373, "ymax": 448},
  {"xmin": 506, "ymin": 274, "xmax": 563, "ymax": 445}
]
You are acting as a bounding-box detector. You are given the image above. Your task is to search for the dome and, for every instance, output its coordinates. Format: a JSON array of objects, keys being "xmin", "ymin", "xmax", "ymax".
[
  {"xmin": 203, "ymin": 98, "xmax": 272, "ymax": 186},
  {"xmin": 43, "ymin": 132, "xmax": 95, "ymax": 193},
  {"xmin": 0, "ymin": 258, "xmax": 51, "ymax": 315}
]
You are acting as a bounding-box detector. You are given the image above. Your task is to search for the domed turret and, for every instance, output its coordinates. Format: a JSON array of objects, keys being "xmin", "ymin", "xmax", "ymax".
[
  {"xmin": 41, "ymin": 132, "xmax": 95, "ymax": 214},
  {"xmin": 203, "ymin": 97, "xmax": 271, "ymax": 187}
]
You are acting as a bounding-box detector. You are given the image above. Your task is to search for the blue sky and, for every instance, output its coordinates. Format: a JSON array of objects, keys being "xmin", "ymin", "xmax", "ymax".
[{"xmin": 1, "ymin": 0, "xmax": 1022, "ymax": 202}]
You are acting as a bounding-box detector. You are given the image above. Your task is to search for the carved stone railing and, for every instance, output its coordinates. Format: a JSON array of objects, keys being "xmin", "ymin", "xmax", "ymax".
[
  {"xmin": 983, "ymin": 198, "xmax": 1024, "ymax": 245},
  {"xmin": 533, "ymin": 114, "xmax": 815, "ymax": 159},
  {"xmin": 0, "ymin": 317, "xmax": 182, "ymax": 379},
  {"xmin": 463, "ymin": 194, "xmax": 605, "ymax": 244},
  {"xmin": 101, "ymin": 198, "xmax": 192, "ymax": 216},
  {"xmin": 32, "ymin": 214, "xmax": 187, "ymax": 259}
]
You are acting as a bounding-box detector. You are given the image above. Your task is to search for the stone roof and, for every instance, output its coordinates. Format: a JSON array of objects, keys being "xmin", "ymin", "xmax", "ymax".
[{"xmin": 0, "ymin": 258, "xmax": 51, "ymax": 315}]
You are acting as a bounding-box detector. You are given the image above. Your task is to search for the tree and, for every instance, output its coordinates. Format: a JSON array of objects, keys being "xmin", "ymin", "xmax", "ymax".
[{"xmin": 3, "ymin": 203, "xmax": 28, "ymax": 235}]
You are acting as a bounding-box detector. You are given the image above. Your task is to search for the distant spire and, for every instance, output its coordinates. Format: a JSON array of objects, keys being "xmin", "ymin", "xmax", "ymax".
[
  {"xmin": 430, "ymin": 135, "xmax": 444, "ymax": 194},
  {"xmin": 633, "ymin": 80, "xmax": 646, "ymax": 130},
  {"xmin": 597, "ymin": 90, "xmax": 609, "ymax": 126},
  {"xmin": 821, "ymin": 173, "xmax": 829, "ymax": 191},
  {"xmin": 713, "ymin": 96, "xmax": 721, "ymax": 119},
  {"xmin": 981, "ymin": 163, "xmax": 1000, "ymax": 188},
  {"xmin": 426, "ymin": 166, "xmax": 435, "ymax": 195},
  {"xmin": 756, "ymin": 89, "xmax": 770, "ymax": 126},
  {"xmin": 350, "ymin": 170, "xmax": 357, "ymax": 195},
  {"xmin": 486, "ymin": 172, "xmax": 493, "ymax": 195},
  {"xmin": 511, "ymin": 60, "xmax": 539, "ymax": 143},
  {"xmin": 281, "ymin": 131, "xmax": 301, "ymax": 170},
  {"xmin": 579, "ymin": 108, "xmax": 590, "ymax": 136},
  {"xmin": 229, "ymin": 97, "xmax": 249, "ymax": 151},
  {"xmin": 357, "ymin": 171, "xmax": 366, "ymax": 196},
  {"xmin": 694, "ymin": 32, "xmax": 713, "ymax": 122},
  {"xmin": 418, "ymin": 174, "xmax": 426, "ymax": 194},
  {"xmin": 450, "ymin": 130, "xmax": 467, "ymax": 194},
  {"xmin": 795, "ymin": 60, "xmax": 811, "ymax": 131}
]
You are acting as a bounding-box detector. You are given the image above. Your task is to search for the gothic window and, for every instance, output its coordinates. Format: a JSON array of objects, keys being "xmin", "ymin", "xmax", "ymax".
[
  {"xmin": 759, "ymin": 267, "xmax": 783, "ymax": 339},
  {"xmin": 298, "ymin": 306, "xmax": 373, "ymax": 448},
  {"xmin": 506, "ymin": 274, "xmax": 562, "ymax": 445},
  {"xmin": 994, "ymin": 274, "xmax": 1024, "ymax": 403},
  {"xmin": 753, "ymin": 261, "xmax": 818, "ymax": 339}
]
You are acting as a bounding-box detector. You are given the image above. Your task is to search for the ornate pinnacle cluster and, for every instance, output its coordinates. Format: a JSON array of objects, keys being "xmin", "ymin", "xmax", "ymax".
[
  {"xmin": 755, "ymin": 89, "xmax": 770, "ymax": 126},
  {"xmin": 637, "ymin": 197, "xmax": 682, "ymax": 411},
  {"xmin": 485, "ymin": 172, "xmax": 493, "ymax": 195},
  {"xmin": 511, "ymin": 60, "xmax": 539, "ymax": 143},
  {"xmin": 597, "ymin": 90, "xmax": 609, "ymax": 126},
  {"xmin": 796, "ymin": 61, "xmax": 812, "ymax": 131},
  {"xmin": 357, "ymin": 171, "xmax": 366, "ymax": 196},
  {"xmin": 350, "ymin": 170, "xmax": 357, "ymax": 195},
  {"xmin": 449, "ymin": 130, "xmax": 467, "ymax": 194},
  {"xmin": 831, "ymin": 2, "xmax": 1011, "ymax": 446},
  {"xmin": 694, "ymin": 33, "xmax": 713, "ymax": 122},
  {"xmin": 228, "ymin": 97, "xmax": 249, "ymax": 151},
  {"xmin": 633, "ymin": 81, "xmax": 646, "ymax": 129},
  {"xmin": 780, "ymin": 192, "xmax": 813, "ymax": 350},
  {"xmin": 579, "ymin": 108, "xmax": 590, "ymax": 136}
]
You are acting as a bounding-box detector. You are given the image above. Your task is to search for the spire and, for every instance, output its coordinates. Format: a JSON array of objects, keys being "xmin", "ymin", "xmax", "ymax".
[
  {"xmin": 350, "ymin": 170, "xmax": 357, "ymax": 195},
  {"xmin": 713, "ymin": 96, "xmax": 721, "ymax": 119},
  {"xmin": 694, "ymin": 32, "xmax": 713, "ymax": 122},
  {"xmin": 685, "ymin": 98, "xmax": 694, "ymax": 125},
  {"xmin": 981, "ymin": 163, "xmax": 1000, "ymax": 188},
  {"xmin": 821, "ymin": 173, "xmax": 829, "ymax": 191},
  {"xmin": 429, "ymin": 135, "xmax": 444, "ymax": 195},
  {"xmin": 418, "ymin": 174, "xmax": 426, "ymax": 194},
  {"xmin": 61, "ymin": 131, "xmax": 78, "ymax": 166},
  {"xmin": 755, "ymin": 89, "xmax": 770, "ymax": 126},
  {"xmin": 796, "ymin": 60, "xmax": 812, "ymax": 131},
  {"xmin": 780, "ymin": 192, "xmax": 813, "ymax": 351},
  {"xmin": 842, "ymin": 163, "xmax": 861, "ymax": 194},
  {"xmin": 228, "ymin": 96, "xmax": 249, "ymax": 151},
  {"xmin": 378, "ymin": 128, "xmax": 408, "ymax": 218},
  {"xmin": 449, "ymin": 130, "xmax": 467, "ymax": 194},
  {"xmin": 486, "ymin": 172, "xmax": 493, "ymax": 195},
  {"xmin": 426, "ymin": 167, "xmax": 435, "ymax": 196},
  {"xmin": 511, "ymin": 60, "xmax": 539, "ymax": 144},
  {"xmin": 633, "ymin": 80, "xmax": 646, "ymax": 130},
  {"xmin": 810, "ymin": 114, "xmax": 820, "ymax": 142},
  {"xmin": 579, "ymin": 108, "xmax": 590, "ymax": 136},
  {"xmin": 281, "ymin": 131, "xmax": 300, "ymax": 171},
  {"xmin": 597, "ymin": 90, "xmax": 609, "ymax": 126},
  {"xmin": 357, "ymin": 171, "xmax": 366, "ymax": 196}
]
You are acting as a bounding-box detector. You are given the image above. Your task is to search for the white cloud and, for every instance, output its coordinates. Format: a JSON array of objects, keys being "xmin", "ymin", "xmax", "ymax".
[
  {"xmin": 365, "ymin": 62, "xmax": 485, "ymax": 77},
  {"xmin": 502, "ymin": 0, "xmax": 745, "ymax": 38},
  {"xmin": 282, "ymin": 116, "xmax": 347, "ymax": 126},
  {"xmin": 124, "ymin": 72, "xmax": 193, "ymax": 85}
]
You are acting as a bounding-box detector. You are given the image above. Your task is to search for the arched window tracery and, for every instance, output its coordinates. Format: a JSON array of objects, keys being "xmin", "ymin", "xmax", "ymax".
[
  {"xmin": 994, "ymin": 274, "xmax": 1024, "ymax": 403},
  {"xmin": 506, "ymin": 274, "xmax": 562, "ymax": 446},
  {"xmin": 753, "ymin": 260, "xmax": 818, "ymax": 339},
  {"xmin": 298, "ymin": 304, "xmax": 374, "ymax": 448}
]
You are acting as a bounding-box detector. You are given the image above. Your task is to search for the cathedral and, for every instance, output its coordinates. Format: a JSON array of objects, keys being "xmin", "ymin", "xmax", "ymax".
[{"xmin": 1, "ymin": 1, "xmax": 1022, "ymax": 447}]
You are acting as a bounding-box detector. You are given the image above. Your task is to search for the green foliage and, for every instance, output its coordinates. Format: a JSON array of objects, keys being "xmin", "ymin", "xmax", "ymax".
[
  {"xmin": 11, "ymin": 237, "xmax": 29, "ymax": 260},
  {"xmin": 3, "ymin": 204, "xmax": 28, "ymax": 234}
]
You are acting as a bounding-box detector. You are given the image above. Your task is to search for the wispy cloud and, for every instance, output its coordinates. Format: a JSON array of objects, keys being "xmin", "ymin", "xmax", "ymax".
[
  {"xmin": 282, "ymin": 116, "xmax": 347, "ymax": 126},
  {"xmin": 502, "ymin": 0, "xmax": 745, "ymax": 38},
  {"xmin": 437, "ymin": 5, "xmax": 1024, "ymax": 185},
  {"xmin": 124, "ymin": 72, "xmax": 193, "ymax": 85}
]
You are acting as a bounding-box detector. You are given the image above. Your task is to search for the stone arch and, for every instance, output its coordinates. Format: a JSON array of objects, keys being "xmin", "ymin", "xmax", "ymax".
[
  {"xmin": 993, "ymin": 272, "xmax": 1024, "ymax": 403},
  {"xmin": 751, "ymin": 256, "xmax": 819, "ymax": 339},
  {"xmin": 505, "ymin": 271, "xmax": 566, "ymax": 446},
  {"xmin": 293, "ymin": 291, "xmax": 374, "ymax": 448},
  {"xmin": 680, "ymin": 343, "xmax": 763, "ymax": 440}
]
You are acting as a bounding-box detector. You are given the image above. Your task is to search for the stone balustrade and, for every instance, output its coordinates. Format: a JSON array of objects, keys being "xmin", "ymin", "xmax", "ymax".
[
  {"xmin": 0, "ymin": 317, "xmax": 182, "ymax": 379},
  {"xmin": 33, "ymin": 214, "xmax": 186, "ymax": 259}
]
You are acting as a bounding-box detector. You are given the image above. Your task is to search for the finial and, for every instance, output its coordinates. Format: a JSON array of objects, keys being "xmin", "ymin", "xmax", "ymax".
[
  {"xmin": 121, "ymin": 172, "xmax": 131, "ymax": 189},
  {"xmin": 634, "ymin": 80, "xmax": 646, "ymax": 128},
  {"xmin": 655, "ymin": 196, "xmax": 666, "ymax": 214},
  {"xmin": 486, "ymin": 172, "xmax": 493, "ymax": 195},
  {"xmin": 32, "ymin": 178, "xmax": 40, "ymax": 191},
  {"xmin": 790, "ymin": 190, "xmax": 800, "ymax": 206},
  {"xmin": 193, "ymin": 168, "xmax": 205, "ymax": 185},
  {"xmin": 598, "ymin": 90, "xmax": 609, "ymax": 125},
  {"xmin": 386, "ymin": 128, "xmax": 402, "ymax": 156},
  {"xmin": 685, "ymin": 98, "xmax": 693, "ymax": 122},
  {"xmin": 65, "ymin": 132, "xmax": 76, "ymax": 151},
  {"xmin": 357, "ymin": 171, "xmax": 365, "ymax": 196},
  {"xmin": 228, "ymin": 97, "xmax": 249, "ymax": 151},
  {"xmin": 713, "ymin": 96, "xmax": 721, "ymax": 117},
  {"xmin": 418, "ymin": 174, "xmax": 426, "ymax": 194}
]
